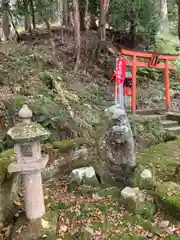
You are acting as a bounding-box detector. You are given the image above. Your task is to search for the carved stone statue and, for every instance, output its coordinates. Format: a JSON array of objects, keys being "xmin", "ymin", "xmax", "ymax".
[{"xmin": 100, "ymin": 104, "xmax": 136, "ymax": 187}]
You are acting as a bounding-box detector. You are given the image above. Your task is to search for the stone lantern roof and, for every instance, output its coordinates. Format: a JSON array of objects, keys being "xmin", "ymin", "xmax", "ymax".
[{"xmin": 7, "ymin": 105, "xmax": 50, "ymax": 142}]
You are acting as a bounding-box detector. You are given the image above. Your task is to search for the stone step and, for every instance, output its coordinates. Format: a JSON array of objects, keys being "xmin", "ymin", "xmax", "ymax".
[
  {"xmin": 142, "ymin": 114, "xmax": 166, "ymax": 120},
  {"xmin": 165, "ymin": 126, "xmax": 180, "ymax": 135},
  {"xmin": 161, "ymin": 120, "xmax": 179, "ymax": 128},
  {"xmin": 135, "ymin": 108, "xmax": 166, "ymax": 116}
]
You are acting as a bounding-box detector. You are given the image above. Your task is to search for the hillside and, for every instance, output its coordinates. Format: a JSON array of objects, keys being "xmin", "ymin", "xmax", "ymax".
[{"xmin": 0, "ymin": 33, "xmax": 179, "ymax": 239}]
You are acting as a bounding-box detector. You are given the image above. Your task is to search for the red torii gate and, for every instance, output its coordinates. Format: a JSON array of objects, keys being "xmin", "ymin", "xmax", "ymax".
[{"xmin": 120, "ymin": 49, "xmax": 178, "ymax": 114}]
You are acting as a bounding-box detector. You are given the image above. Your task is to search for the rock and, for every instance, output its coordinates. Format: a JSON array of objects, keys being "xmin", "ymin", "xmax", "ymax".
[
  {"xmin": 134, "ymin": 165, "xmax": 156, "ymax": 190},
  {"xmin": 140, "ymin": 169, "xmax": 152, "ymax": 179},
  {"xmin": 121, "ymin": 187, "xmax": 139, "ymax": 199},
  {"xmin": 154, "ymin": 181, "xmax": 180, "ymax": 220},
  {"xmin": 159, "ymin": 220, "xmax": 169, "ymax": 228},
  {"xmin": 71, "ymin": 166, "xmax": 93, "ymax": 181},
  {"xmin": 68, "ymin": 166, "xmax": 99, "ymax": 191},
  {"xmin": 121, "ymin": 187, "xmax": 156, "ymax": 220}
]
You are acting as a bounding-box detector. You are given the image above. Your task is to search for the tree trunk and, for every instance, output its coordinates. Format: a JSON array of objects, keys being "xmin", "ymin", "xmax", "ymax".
[
  {"xmin": 2, "ymin": 0, "xmax": 10, "ymax": 41},
  {"xmin": 89, "ymin": 13, "xmax": 97, "ymax": 30},
  {"xmin": 160, "ymin": 0, "xmax": 169, "ymax": 33},
  {"xmin": 63, "ymin": 0, "xmax": 69, "ymax": 26},
  {"xmin": 57, "ymin": 0, "xmax": 63, "ymax": 25},
  {"xmin": 23, "ymin": 0, "xmax": 32, "ymax": 33},
  {"xmin": 129, "ymin": 3, "xmax": 137, "ymax": 49},
  {"xmin": 99, "ymin": 0, "xmax": 106, "ymax": 40},
  {"xmin": 72, "ymin": 0, "xmax": 81, "ymax": 73},
  {"xmin": 79, "ymin": 0, "xmax": 88, "ymax": 31},
  {"xmin": 129, "ymin": 19, "xmax": 136, "ymax": 49},
  {"xmin": 29, "ymin": 0, "xmax": 36, "ymax": 30},
  {"xmin": 177, "ymin": 0, "xmax": 180, "ymax": 39}
]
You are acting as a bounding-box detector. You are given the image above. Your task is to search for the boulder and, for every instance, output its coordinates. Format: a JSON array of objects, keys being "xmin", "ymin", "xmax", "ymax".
[
  {"xmin": 140, "ymin": 169, "xmax": 152, "ymax": 179},
  {"xmin": 121, "ymin": 187, "xmax": 139, "ymax": 199},
  {"xmin": 68, "ymin": 166, "xmax": 99, "ymax": 191},
  {"xmin": 154, "ymin": 181, "xmax": 180, "ymax": 220},
  {"xmin": 121, "ymin": 187, "xmax": 156, "ymax": 220},
  {"xmin": 134, "ymin": 166, "xmax": 156, "ymax": 190}
]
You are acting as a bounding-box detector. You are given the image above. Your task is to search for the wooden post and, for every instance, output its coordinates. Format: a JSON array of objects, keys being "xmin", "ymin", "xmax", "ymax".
[
  {"xmin": 164, "ymin": 59, "xmax": 171, "ymax": 112},
  {"xmin": 132, "ymin": 55, "xmax": 136, "ymax": 114}
]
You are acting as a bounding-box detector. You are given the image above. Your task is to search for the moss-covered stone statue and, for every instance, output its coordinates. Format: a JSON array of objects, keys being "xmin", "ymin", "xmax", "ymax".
[{"xmin": 100, "ymin": 104, "xmax": 136, "ymax": 187}]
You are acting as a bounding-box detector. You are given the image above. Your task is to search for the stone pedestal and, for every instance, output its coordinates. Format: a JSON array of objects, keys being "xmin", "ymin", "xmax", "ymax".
[{"xmin": 23, "ymin": 171, "xmax": 45, "ymax": 220}]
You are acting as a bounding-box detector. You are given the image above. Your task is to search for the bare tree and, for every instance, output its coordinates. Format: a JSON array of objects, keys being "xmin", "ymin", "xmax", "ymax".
[
  {"xmin": 29, "ymin": 0, "xmax": 36, "ymax": 30},
  {"xmin": 99, "ymin": 0, "xmax": 109, "ymax": 40},
  {"xmin": 2, "ymin": 0, "xmax": 11, "ymax": 40},
  {"xmin": 99, "ymin": 0, "xmax": 106, "ymax": 40},
  {"xmin": 160, "ymin": 0, "xmax": 169, "ymax": 32},
  {"xmin": 63, "ymin": 0, "xmax": 69, "ymax": 26},
  {"xmin": 177, "ymin": 0, "xmax": 180, "ymax": 39},
  {"xmin": 72, "ymin": 0, "xmax": 81, "ymax": 73},
  {"xmin": 79, "ymin": 0, "xmax": 88, "ymax": 31},
  {"xmin": 23, "ymin": 0, "xmax": 32, "ymax": 33}
]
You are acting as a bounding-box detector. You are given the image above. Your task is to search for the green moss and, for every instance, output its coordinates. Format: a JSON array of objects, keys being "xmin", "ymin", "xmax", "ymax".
[
  {"xmin": 130, "ymin": 117, "xmax": 174, "ymax": 149},
  {"xmin": 120, "ymin": 233, "xmax": 148, "ymax": 240},
  {"xmin": 166, "ymin": 195, "xmax": 180, "ymax": 208},
  {"xmin": 6, "ymin": 95, "xmax": 26, "ymax": 117},
  {"xmin": 165, "ymin": 237, "xmax": 180, "ymax": 240},
  {"xmin": 52, "ymin": 137, "xmax": 91, "ymax": 152},
  {"xmin": 133, "ymin": 165, "xmax": 156, "ymax": 190},
  {"xmin": 154, "ymin": 182, "xmax": 180, "ymax": 220},
  {"xmin": 160, "ymin": 194, "xmax": 180, "ymax": 220},
  {"xmin": 122, "ymin": 197, "xmax": 156, "ymax": 220},
  {"xmin": 0, "ymin": 149, "xmax": 15, "ymax": 177},
  {"xmin": 136, "ymin": 139, "xmax": 180, "ymax": 183},
  {"xmin": 8, "ymin": 122, "xmax": 50, "ymax": 142},
  {"xmin": 122, "ymin": 214, "xmax": 156, "ymax": 234},
  {"xmin": 97, "ymin": 187, "xmax": 120, "ymax": 200}
]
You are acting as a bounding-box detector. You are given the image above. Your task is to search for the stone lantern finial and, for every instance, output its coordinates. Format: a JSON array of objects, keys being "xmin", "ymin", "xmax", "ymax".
[{"xmin": 18, "ymin": 104, "xmax": 32, "ymax": 123}]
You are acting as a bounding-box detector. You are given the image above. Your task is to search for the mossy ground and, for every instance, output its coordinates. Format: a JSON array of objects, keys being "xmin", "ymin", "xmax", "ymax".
[
  {"xmin": 136, "ymin": 137, "xmax": 180, "ymax": 183},
  {"xmin": 40, "ymin": 139, "xmax": 180, "ymax": 239},
  {"xmin": 0, "ymin": 39, "xmax": 180, "ymax": 239},
  {"xmin": 40, "ymin": 178, "xmax": 180, "ymax": 239}
]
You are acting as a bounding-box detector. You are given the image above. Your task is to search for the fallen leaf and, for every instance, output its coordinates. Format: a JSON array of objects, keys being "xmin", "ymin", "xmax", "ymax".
[
  {"xmin": 159, "ymin": 220, "xmax": 169, "ymax": 228},
  {"xmin": 176, "ymin": 229, "xmax": 180, "ymax": 236},
  {"xmin": 41, "ymin": 219, "xmax": 50, "ymax": 229},
  {"xmin": 42, "ymin": 234, "xmax": 48, "ymax": 238},
  {"xmin": 59, "ymin": 225, "xmax": 68, "ymax": 233},
  {"xmin": 13, "ymin": 201, "xmax": 22, "ymax": 207}
]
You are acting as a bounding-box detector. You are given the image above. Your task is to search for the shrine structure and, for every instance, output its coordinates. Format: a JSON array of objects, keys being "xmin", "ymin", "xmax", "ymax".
[{"xmin": 119, "ymin": 49, "xmax": 178, "ymax": 114}]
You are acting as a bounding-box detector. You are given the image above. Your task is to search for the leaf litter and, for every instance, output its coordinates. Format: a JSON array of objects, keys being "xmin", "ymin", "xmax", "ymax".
[{"xmin": 43, "ymin": 177, "xmax": 180, "ymax": 239}]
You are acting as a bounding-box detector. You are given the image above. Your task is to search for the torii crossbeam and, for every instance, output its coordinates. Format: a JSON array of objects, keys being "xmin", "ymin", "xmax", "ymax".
[{"xmin": 120, "ymin": 49, "xmax": 178, "ymax": 114}]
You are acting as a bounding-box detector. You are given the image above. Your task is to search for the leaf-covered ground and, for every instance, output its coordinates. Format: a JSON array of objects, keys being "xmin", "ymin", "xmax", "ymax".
[
  {"xmin": 43, "ymin": 181, "xmax": 179, "ymax": 240},
  {"xmin": 0, "ymin": 38, "xmax": 180, "ymax": 240},
  {"xmin": 39, "ymin": 139, "xmax": 180, "ymax": 240}
]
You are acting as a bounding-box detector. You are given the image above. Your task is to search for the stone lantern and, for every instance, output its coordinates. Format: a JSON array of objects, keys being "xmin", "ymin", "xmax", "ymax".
[{"xmin": 7, "ymin": 104, "xmax": 50, "ymax": 220}]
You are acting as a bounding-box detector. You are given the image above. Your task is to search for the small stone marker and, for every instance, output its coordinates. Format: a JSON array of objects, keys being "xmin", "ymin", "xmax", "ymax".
[
  {"xmin": 140, "ymin": 169, "xmax": 152, "ymax": 179},
  {"xmin": 7, "ymin": 104, "xmax": 50, "ymax": 220}
]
